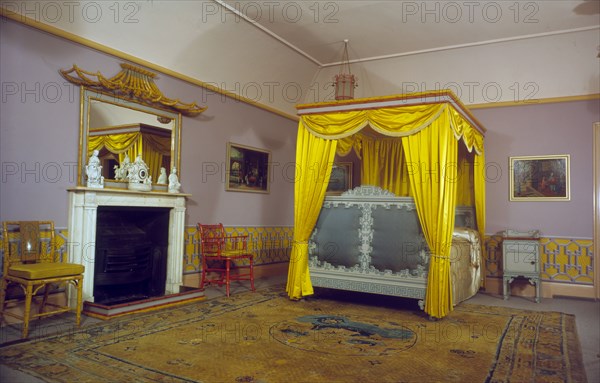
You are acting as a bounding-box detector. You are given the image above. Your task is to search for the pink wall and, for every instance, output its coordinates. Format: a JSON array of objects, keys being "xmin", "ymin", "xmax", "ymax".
[
  {"xmin": 0, "ymin": 20, "xmax": 297, "ymax": 227},
  {"xmin": 472, "ymin": 100, "xmax": 598, "ymax": 238}
]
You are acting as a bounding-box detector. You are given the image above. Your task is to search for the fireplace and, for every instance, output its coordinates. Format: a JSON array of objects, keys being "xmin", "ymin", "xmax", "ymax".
[
  {"xmin": 67, "ymin": 187, "xmax": 189, "ymax": 306},
  {"xmin": 94, "ymin": 206, "xmax": 169, "ymax": 305}
]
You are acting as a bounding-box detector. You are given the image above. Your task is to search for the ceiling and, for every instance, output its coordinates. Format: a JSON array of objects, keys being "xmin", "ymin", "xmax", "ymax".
[{"xmin": 220, "ymin": 0, "xmax": 599, "ymax": 67}]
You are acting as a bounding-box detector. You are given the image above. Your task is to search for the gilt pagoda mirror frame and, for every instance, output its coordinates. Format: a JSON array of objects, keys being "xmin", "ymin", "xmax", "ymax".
[
  {"xmin": 78, "ymin": 88, "xmax": 180, "ymax": 187},
  {"xmin": 60, "ymin": 63, "xmax": 206, "ymax": 188}
]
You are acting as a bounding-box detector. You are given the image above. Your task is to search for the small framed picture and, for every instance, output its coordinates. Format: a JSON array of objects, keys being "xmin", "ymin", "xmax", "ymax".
[
  {"xmin": 509, "ymin": 154, "xmax": 570, "ymax": 201},
  {"xmin": 226, "ymin": 142, "xmax": 271, "ymax": 193},
  {"xmin": 326, "ymin": 162, "xmax": 353, "ymax": 195}
]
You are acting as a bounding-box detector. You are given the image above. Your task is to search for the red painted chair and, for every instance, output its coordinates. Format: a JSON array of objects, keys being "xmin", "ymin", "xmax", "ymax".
[{"xmin": 197, "ymin": 223, "xmax": 255, "ymax": 297}]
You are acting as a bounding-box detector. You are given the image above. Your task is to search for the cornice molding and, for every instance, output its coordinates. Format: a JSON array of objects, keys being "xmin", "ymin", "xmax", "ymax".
[
  {"xmin": 467, "ymin": 93, "xmax": 600, "ymax": 110},
  {"xmin": 322, "ymin": 26, "xmax": 600, "ymax": 67}
]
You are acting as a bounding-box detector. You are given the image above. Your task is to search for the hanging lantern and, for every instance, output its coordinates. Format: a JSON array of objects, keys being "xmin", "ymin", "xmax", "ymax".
[
  {"xmin": 333, "ymin": 40, "xmax": 357, "ymax": 101},
  {"xmin": 334, "ymin": 73, "xmax": 357, "ymax": 100}
]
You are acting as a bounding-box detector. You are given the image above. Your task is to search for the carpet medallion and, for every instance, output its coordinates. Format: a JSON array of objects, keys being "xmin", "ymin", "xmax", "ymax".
[{"xmin": 0, "ymin": 287, "xmax": 586, "ymax": 383}]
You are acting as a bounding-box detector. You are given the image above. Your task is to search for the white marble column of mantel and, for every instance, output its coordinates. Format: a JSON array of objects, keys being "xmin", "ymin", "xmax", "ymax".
[
  {"xmin": 165, "ymin": 202, "xmax": 186, "ymax": 295},
  {"xmin": 66, "ymin": 190, "xmax": 99, "ymax": 306}
]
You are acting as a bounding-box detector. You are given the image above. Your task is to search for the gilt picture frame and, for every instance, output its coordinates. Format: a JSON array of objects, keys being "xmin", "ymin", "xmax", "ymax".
[
  {"xmin": 326, "ymin": 162, "xmax": 353, "ymax": 195},
  {"xmin": 226, "ymin": 142, "xmax": 271, "ymax": 193},
  {"xmin": 509, "ymin": 154, "xmax": 570, "ymax": 201}
]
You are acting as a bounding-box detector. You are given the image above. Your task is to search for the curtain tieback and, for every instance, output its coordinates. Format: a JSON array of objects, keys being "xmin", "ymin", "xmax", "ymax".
[
  {"xmin": 293, "ymin": 240, "xmax": 309, "ymax": 245},
  {"xmin": 430, "ymin": 254, "xmax": 450, "ymax": 260}
]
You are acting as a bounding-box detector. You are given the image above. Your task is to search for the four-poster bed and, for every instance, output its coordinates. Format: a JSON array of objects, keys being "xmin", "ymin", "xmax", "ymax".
[{"xmin": 286, "ymin": 91, "xmax": 486, "ymax": 319}]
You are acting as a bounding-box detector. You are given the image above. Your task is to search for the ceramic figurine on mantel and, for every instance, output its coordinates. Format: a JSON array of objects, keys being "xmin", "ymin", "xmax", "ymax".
[
  {"xmin": 127, "ymin": 153, "xmax": 152, "ymax": 192},
  {"xmin": 157, "ymin": 167, "xmax": 168, "ymax": 184},
  {"xmin": 168, "ymin": 167, "xmax": 181, "ymax": 193},
  {"xmin": 114, "ymin": 154, "xmax": 131, "ymax": 181},
  {"xmin": 85, "ymin": 149, "xmax": 104, "ymax": 188}
]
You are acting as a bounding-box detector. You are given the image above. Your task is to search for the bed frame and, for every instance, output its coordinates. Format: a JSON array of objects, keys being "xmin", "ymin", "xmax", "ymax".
[{"xmin": 308, "ymin": 186, "xmax": 476, "ymax": 309}]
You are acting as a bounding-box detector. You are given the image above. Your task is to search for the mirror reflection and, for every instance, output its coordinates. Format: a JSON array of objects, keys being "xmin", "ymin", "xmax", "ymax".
[{"xmin": 79, "ymin": 88, "xmax": 181, "ymax": 187}]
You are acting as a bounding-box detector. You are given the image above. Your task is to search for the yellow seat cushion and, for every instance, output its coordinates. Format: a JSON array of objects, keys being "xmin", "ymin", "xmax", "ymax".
[
  {"xmin": 205, "ymin": 250, "xmax": 247, "ymax": 258},
  {"xmin": 8, "ymin": 263, "xmax": 84, "ymax": 280}
]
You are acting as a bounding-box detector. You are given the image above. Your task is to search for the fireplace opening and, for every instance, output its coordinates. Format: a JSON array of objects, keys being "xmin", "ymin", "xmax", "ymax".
[{"xmin": 94, "ymin": 206, "xmax": 170, "ymax": 305}]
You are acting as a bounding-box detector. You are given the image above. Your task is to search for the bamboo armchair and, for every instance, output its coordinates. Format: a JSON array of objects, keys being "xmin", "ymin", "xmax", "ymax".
[{"xmin": 1, "ymin": 221, "xmax": 84, "ymax": 338}]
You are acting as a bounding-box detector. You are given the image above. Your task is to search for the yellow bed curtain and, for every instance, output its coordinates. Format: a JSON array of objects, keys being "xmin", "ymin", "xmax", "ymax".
[
  {"xmin": 88, "ymin": 132, "xmax": 140, "ymax": 156},
  {"xmin": 359, "ymin": 135, "xmax": 412, "ymax": 197},
  {"xmin": 286, "ymin": 126, "xmax": 337, "ymax": 299},
  {"xmin": 287, "ymin": 102, "xmax": 485, "ymax": 319},
  {"xmin": 401, "ymin": 112, "xmax": 458, "ymax": 318}
]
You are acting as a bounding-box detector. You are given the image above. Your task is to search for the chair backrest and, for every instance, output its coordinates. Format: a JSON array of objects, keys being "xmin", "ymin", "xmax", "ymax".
[
  {"xmin": 2, "ymin": 221, "xmax": 57, "ymax": 274},
  {"xmin": 198, "ymin": 223, "xmax": 226, "ymax": 256}
]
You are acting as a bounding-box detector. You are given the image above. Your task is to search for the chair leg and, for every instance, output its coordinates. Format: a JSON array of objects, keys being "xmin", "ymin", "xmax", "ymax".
[
  {"xmin": 40, "ymin": 283, "xmax": 51, "ymax": 316},
  {"xmin": 0, "ymin": 278, "xmax": 7, "ymax": 322},
  {"xmin": 249, "ymin": 256, "xmax": 255, "ymax": 292},
  {"xmin": 225, "ymin": 259, "xmax": 231, "ymax": 297},
  {"xmin": 75, "ymin": 278, "xmax": 83, "ymax": 327},
  {"xmin": 200, "ymin": 258, "xmax": 207, "ymax": 290},
  {"xmin": 22, "ymin": 285, "xmax": 33, "ymax": 339}
]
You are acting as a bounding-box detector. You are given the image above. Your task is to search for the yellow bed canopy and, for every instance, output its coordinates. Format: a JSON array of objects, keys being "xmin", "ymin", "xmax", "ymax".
[
  {"xmin": 87, "ymin": 123, "xmax": 172, "ymax": 181},
  {"xmin": 287, "ymin": 90, "xmax": 486, "ymax": 319}
]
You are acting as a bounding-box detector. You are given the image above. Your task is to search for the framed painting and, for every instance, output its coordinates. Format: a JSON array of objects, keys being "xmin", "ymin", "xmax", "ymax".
[
  {"xmin": 226, "ymin": 142, "xmax": 271, "ymax": 193},
  {"xmin": 326, "ymin": 162, "xmax": 353, "ymax": 195},
  {"xmin": 509, "ymin": 154, "xmax": 570, "ymax": 201}
]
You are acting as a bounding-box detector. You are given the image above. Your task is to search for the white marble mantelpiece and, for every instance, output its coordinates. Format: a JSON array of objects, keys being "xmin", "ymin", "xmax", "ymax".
[{"xmin": 66, "ymin": 187, "xmax": 190, "ymax": 306}]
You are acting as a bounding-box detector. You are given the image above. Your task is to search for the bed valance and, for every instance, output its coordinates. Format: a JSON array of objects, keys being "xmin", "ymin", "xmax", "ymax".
[
  {"xmin": 299, "ymin": 93, "xmax": 484, "ymax": 153},
  {"xmin": 287, "ymin": 91, "xmax": 486, "ymax": 319},
  {"xmin": 88, "ymin": 124, "xmax": 171, "ymax": 182}
]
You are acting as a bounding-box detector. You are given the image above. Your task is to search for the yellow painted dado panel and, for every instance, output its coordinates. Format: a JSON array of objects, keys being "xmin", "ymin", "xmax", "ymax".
[
  {"xmin": 1, "ymin": 227, "xmax": 292, "ymax": 277},
  {"xmin": 541, "ymin": 238, "xmax": 593, "ymax": 284},
  {"xmin": 484, "ymin": 235, "xmax": 594, "ymax": 285},
  {"xmin": 2, "ymin": 229, "xmax": 590, "ymax": 287}
]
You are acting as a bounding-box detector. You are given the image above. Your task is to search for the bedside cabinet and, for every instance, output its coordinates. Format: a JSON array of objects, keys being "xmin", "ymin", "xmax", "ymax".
[{"xmin": 502, "ymin": 230, "xmax": 541, "ymax": 303}]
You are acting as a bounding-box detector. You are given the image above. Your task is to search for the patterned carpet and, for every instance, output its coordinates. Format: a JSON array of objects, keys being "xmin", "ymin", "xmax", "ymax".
[{"xmin": 0, "ymin": 287, "xmax": 587, "ymax": 382}]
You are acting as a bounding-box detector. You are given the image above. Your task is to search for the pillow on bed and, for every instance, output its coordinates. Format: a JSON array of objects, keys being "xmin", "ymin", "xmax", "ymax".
[
  {"xmin": 453, "ymin": 227, "xmax": 479, "ymax": 243},
  {"xmin": 452, "ymin": 227, "xmax": 482, "ymax": 267}
]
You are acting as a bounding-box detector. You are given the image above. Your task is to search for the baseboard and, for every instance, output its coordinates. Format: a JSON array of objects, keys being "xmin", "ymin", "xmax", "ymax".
[
  {"xmin": 485, "ymin": 276, "xmax": 597, "ymax": 300},
  {"xmin": 540, "ymin": 281, "xmax": 597, "ymax": 300}
]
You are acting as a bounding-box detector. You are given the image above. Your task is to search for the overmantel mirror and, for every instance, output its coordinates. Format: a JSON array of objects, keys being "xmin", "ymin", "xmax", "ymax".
[{"xmin": 60, "ymin": 63, "xmax": 206, "ymax": 189}]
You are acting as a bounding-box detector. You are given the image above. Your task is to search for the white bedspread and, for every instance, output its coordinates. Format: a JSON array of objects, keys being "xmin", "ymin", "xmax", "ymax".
[{"xmin": 451, "ymin": 227, "xmax": 482, "ymax": 305}]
